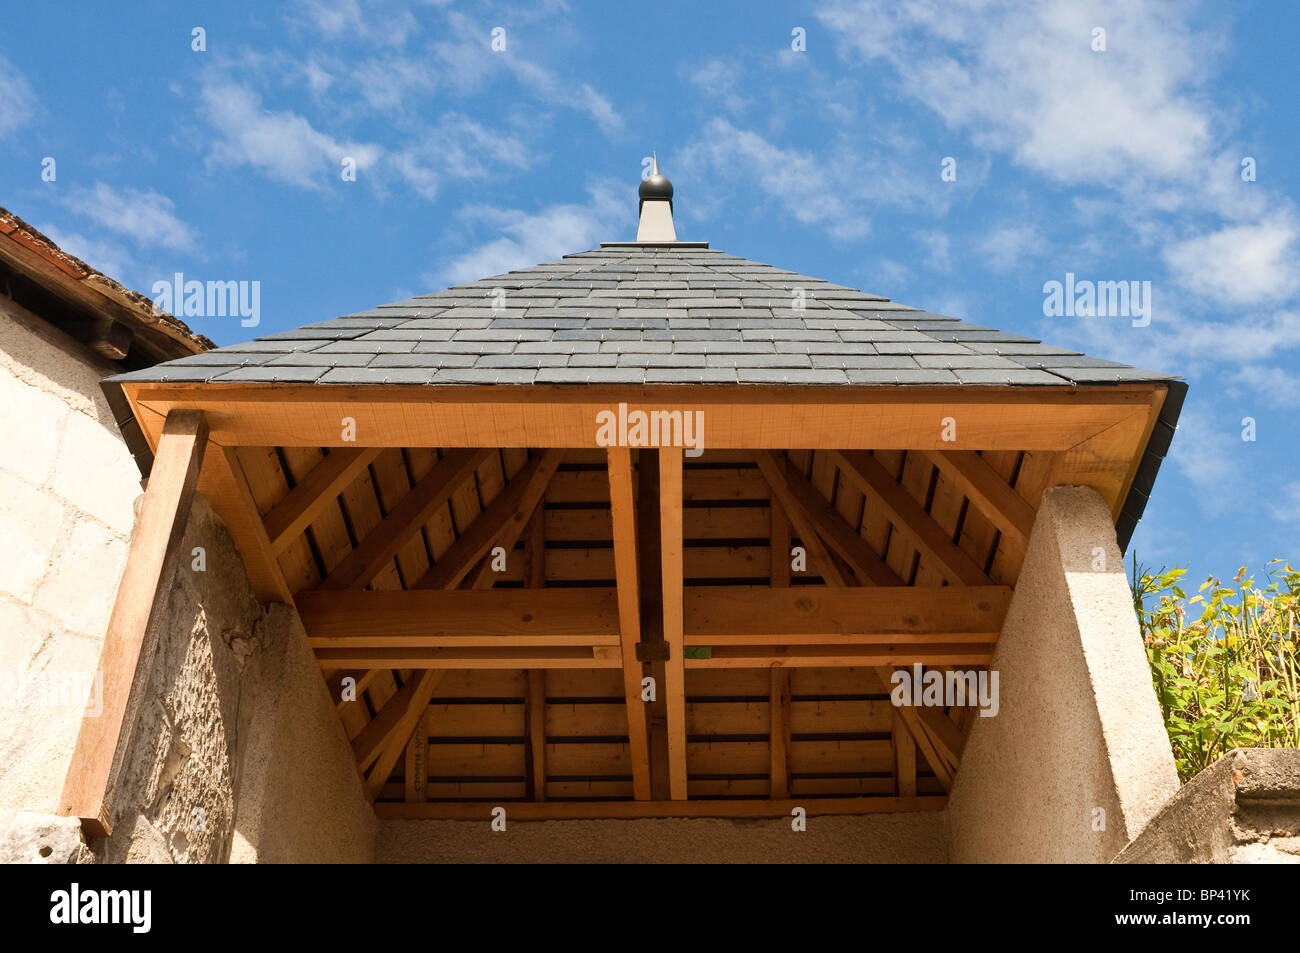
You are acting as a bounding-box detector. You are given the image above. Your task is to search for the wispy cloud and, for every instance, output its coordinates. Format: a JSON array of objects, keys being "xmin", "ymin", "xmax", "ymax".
[
  {"xmin": 200, "ymin": 79, "xmax": 382, "ymax": 191},
  {"xmin": 0, "ymin": 52, "xmax": 37, "ymax": 136},
  {"xmin": 678, "ymin": 118, "xmax": 944, "ymax": 241},
  {"xmin": 58, "ymin": 183, "xmax": 199, "ymax": 254},
  {"xmin": 437, "ymin": 183, "xmax": 624, "ymax": 286},
  {"xmin": 1163, "ymin": 217, "xmax": 1300, "ymax": 306},
  {"xmin": 391, "ymin": 113, "xmax": 530, "ymax": 201},
  {"xmin": 818, "ymin": 0, "xmax": 1216, "ymax": 190},
  {"xmin": 979, "ymin": 224, "xmax": 1045, "ymax": 272},
  {"xmin": 1168, "ymin": 402, "xmax": 1247, "ymax": 517}
]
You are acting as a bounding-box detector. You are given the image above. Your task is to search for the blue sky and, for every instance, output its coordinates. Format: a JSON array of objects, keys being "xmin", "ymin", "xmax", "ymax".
[{"xmin": 1, "ymin": 0, "xmax": 1297, "ymax": 586}]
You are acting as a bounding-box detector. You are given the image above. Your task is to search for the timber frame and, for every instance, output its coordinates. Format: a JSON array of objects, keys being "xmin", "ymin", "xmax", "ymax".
[{"xmin": 65, "ymin": 378, "xmax": 1170, "ymax": 827}]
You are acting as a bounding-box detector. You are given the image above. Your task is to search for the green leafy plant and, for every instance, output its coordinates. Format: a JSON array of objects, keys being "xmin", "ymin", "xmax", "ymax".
[{"xmin": 1131, "ymin": 557, "xmax": 1300, "ymax": 781}]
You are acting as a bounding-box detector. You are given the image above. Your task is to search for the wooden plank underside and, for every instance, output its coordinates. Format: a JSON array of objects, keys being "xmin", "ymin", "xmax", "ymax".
[
  {"xmin": 124, "ymin": 382, "xmax": 1157, "ymax": 451},
  {"xmin": 373, "ymin": 796, "xmax": 947, "ymax": 821}
]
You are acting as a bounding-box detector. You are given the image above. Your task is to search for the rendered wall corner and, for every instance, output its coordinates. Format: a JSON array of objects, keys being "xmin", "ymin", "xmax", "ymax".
[{"xmin": 946, "ymin": 486, "xmax": 1179, "ymax": 863}]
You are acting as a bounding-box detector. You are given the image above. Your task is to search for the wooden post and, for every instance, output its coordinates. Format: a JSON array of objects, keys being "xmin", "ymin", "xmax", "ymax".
[
  {"xmin": 658, "ymin": 447, "xmax": 688, "ymax": 800},
  {"xmin": 606, "ymin": 447, "xmax": 653, "ymax": 800},
  {"xmin": 58, "ymin": 409, "xmax": 208, "ymax": 837}
]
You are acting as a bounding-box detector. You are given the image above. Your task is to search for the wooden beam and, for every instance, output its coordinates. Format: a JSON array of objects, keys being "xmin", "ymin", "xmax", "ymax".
[
  {"xmin": 364, "ymin": 670, "xmax": 445, "ymax": 800},
  {"xmin": 769, "ymin": 667, "xmax": 791, "ymax": 799},
  {"xmin": 316, "ymin": 646, "xmax": 623, "ymax": 669},
  {"xmin": 466, "ymin": 452, "xmax": 562, "ymax": 590},
  {"xmin": 687, "ymin": 644, "xmax": 993, "ymax": 669},
  {"xmin": 416, "ymin": 450, "xmax": 562, "ymax": 590},
  {"xmin": 321, "ymin": 448, "xmax": 491, "ymax": 590},
  {"xmin": 199, "ymin": 446, "xmax": 294, "ymax": 603},
  {"xmin": 403, "ymin": 711, "xmax": 428, "ymax": 803},
  {"xmin": 891, "ymin": 709, "xmax": 917, "ymax": 797},
  {"xmin": 636, "ymin": 450, "xmax": 671, "ymax": 801},
  {"xmin": 659, "ymin": 447, "xmax": 688, "ymax": 800},
  {"xmin": 917, "ymin": 705, "xmax": 966, "ymax": 773},
  {"xmin": 755, "ymin": 452, "xmax": 900, "ymax": 586},
  {"xmin": 374, "ymin": 796, "xmax": 947, "ymax": 821},
  {"xmin": 58, "ymin": 410, "xmax": 209, "ymax": 837},
  {"xmin": 922, "ymin": 450, "xmax": 1036, "ymax": 547},
  {"xmin": 126, "ymin": 381, "xmax": 1157, "ymax": 451},
  {"xmin": 606, "ymin": 447, "xmax": 653, "ymax": 801},
  {"xmin": 684, "ymin": 586, "xmax": 1010, "ymax": 644},
  {"xmin": 352, "ymin": 671, "xmax": 434, "ymax": 772},
  {"xmin": 299, "ymin": 588, "xmax": 621, "ymax": 647},
  {"xmin": 526, "ymin": 670, "xmax": 547, "ymax": 801},
  {"xmin": 877, "ymin": 667, "xmax": 956, "ymax": 792},
  {"xmin": 831, "ymin": 450, "xmax": 992, "ymax": 587},
  {"xmin": 263, "ymin": 447, "xmax": 382, "ymax": 555},
  {"xmin": 770, "ymin": 500, "xmax": 792, "ymax": 587}
]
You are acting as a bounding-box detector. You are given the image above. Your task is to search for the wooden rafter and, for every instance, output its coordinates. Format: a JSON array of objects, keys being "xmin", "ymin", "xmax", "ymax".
[
  {"xmin": 891, "ymin": 709, "xmax": 917, "ymax": 797},
  {"xmin": 352, "ymin": 670, "xmax": 435, "ymax": 771},
  {"xmin": 263, "ymin": 447, "xmax": 382, "ymax": 555},
  {"xmin": 363, "ymin": 670, "xmax": 446, "ymax": 799},
  {"xmin": 415, "ymin": 449, "xmax": 561, "ymax": 589},
  {"xmin": 922, "ymin": 450, "xmax": 1036, "ymax": 548},
  {"xmin": 749, "ymin": 473, "xmax": 969, "ymax": 787},
  {"xmin": 831, "ymin": 450, "xmax": 992, "ymax": 587},
  {"xmin": 321, "ymin": 448, "xmax": 491, "ymax": 591},
  {"xmin": 659, "ymin": 447, "xmax": 689, "ymax": 800},
  {"xmin": 755, "ymin": 451, "xmax": 900, "ymax": 586},
  {"xmin": 200, "ymin": 445, "xmax": 294, "ymax": 603},
  {"xmin": 606, "ymin": 447, "xmax": 654, "ymax": 800},
  {"xmin": 59, "ymin": 410, "xmax": 209, "ymax": 836},
  {"xmin": 883, "ymin": 681, "xmax": 956, "ymax": 791}
]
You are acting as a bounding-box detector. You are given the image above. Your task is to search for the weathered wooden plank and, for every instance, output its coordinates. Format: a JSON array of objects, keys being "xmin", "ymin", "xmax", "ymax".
[{"xmin": 58, "ymin": 410, "xmax": 208, "ymax": 836}]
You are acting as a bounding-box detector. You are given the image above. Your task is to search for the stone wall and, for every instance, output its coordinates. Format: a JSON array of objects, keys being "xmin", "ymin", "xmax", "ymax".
[
  {"xmin": 1115, "ymin": 748, "xmax": 1300, "ymax": 863},
  {"xmin": 0, "ymin": 302, "xmax": 144, "ymax": 839},
  {"xmin": 97, "ymin": 500, "xmax": 375, "ymax": 864},
  {"xmin": 945, "ymin": 486, "xmax": 1180, "ymax": 863},
  {"xmin": 0, "ymin": 300, "xmax": 374, "ymax": 863}
]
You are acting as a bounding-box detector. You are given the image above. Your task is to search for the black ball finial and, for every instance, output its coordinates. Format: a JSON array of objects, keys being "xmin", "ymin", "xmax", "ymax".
[
  {"xmin": 639, "ymin": 153, "xmax": 673, "ymax": 203},
  {"xmin": 639, "ymin": 172, "xmax": 673, "ymax": 201}
]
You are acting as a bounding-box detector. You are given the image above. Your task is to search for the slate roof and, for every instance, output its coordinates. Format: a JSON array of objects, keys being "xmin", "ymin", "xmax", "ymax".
[{"xmin": 109, "ymin": 244, "xmax": 1177, "ymax": 387}]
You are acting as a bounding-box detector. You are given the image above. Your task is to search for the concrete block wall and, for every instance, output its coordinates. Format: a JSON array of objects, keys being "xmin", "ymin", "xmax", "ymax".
[{"xmin": 0, "ymin": 302, "xmax": 144, "ymax": 838}]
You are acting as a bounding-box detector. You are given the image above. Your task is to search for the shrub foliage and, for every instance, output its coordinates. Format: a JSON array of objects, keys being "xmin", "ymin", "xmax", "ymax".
[{"xmin": 1131, "ymin": 558, "xmax": 1300, "ymax": 781}]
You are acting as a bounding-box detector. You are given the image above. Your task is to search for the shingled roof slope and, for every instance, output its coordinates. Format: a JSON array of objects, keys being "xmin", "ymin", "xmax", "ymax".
[{"xmin": 109, "ymin": 244, "xmax": 1176, "ymax": 387}]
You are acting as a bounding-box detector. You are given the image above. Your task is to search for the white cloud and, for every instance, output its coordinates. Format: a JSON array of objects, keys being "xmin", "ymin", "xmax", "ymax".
[
  {"xmin": 1168, "ymin": 403, "xmax": 1246, "ymax": 517},
  {"xmin": 0, "ymin": 53, "xmax": 37, "ymax": 136},
  {"xmin": 58, "ymin": 184, "xmax": 198, "ymax": 254},
  {"xmin": 437, "ymin": 184, "xmax": 624, "ymax": 286},
  {"xmin": 1163, "ymin": 217, "xmax": 1300, "ymax": 306},
  {"xmin": 818, "ymin": 0, "xmax": 1215, "ymax": 189},
  {"xmin": 678, "ymin": 118, "xmax": 943, "ymax": 241},
  {"xmin": 979, "ymin": 224, "xmax": 1045, "ymax": 272},
  {"xmin": 288, "ymin": 0, "xmax": 417, "ymax": 47},
  {"xmin": 1268, "ymin": 482, "xmax": 1300, "ymax": 527},
  {"xmin": 391, "ymin": 114, "xmax": 530, "ymax": 201},
  {"xmin": 685, "ymin": 59, "xmax": 751, "ymax": 114},
  {"xmin": 200, "ymin": 80, "xmax": 382, "ymax": 190}
]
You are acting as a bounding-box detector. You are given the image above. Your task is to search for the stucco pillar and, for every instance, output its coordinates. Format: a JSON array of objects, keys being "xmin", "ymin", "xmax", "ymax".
[{"xmin": 946, "ymin": 486, "xmax": 1178, "ymax": 863}]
